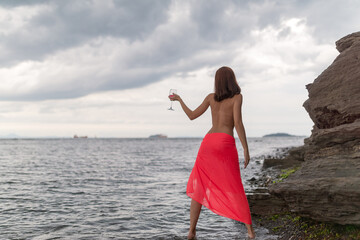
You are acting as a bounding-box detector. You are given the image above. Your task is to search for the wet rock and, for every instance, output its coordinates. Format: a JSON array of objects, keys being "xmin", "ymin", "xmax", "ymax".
[
  {"xmin": 248, "ymin": 188, "xmax": 288, "ymax": 216},
  {"xmin": 270, "ymin": 32, "xmax": 360, "ymax": 225},
  {"xmin": 262, "ymin": 158, "xmax": 302, "ymax": 169},
  {"xmin": 286, "ymin": 146, "xmax": 305, "ymax": 162},
  {"xmin": 261, "ymin": 146, "xmax": 303, "ymax": 169},
  {"xmin": 249, "ymin": 177, "xmax": 256, "ymax": 182}
]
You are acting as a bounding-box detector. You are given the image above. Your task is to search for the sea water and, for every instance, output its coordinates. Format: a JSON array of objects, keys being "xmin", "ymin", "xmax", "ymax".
[{"xmin": 0, "ymin": 137, "xmax": 305, "ymax": 239}]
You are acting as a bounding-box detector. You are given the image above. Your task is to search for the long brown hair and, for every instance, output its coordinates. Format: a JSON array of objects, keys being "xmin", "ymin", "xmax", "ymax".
[{"xmin": 214, "ymin": 66, "xmax": 241, "ymax": 102}]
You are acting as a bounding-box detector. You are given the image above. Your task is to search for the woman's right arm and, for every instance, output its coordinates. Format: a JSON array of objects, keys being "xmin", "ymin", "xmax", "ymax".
[
  {"xmin": 169, "ymin": 93, "xmax": 210, "ymax": 120},
  {"xmin": 233, "ymin": 94, "xmax": 251, "ymax": 168}
]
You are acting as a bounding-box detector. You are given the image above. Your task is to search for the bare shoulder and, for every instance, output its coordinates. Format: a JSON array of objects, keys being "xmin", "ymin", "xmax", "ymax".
[
  {"xmin": 233, "ymin": 94, "xmax": 243, "ymax": 110},
  {"xmin": 234, "ymin": 93, "xmax": 243, "ymax": 103},
  {"xmin": 206, "ymin": 93, "xmax": 215, "ymax": 101}
]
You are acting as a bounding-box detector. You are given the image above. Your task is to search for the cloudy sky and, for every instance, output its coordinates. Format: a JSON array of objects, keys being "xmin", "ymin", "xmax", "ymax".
[{"xmin": 0, "ymin": 0, "xmax": 359, "ymax": 138}]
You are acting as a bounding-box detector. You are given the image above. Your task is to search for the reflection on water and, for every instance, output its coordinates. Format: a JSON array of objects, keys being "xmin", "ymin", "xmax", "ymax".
[{"xmin": 0, "ymin": 137, "xmax": 304, "ymax": 239}]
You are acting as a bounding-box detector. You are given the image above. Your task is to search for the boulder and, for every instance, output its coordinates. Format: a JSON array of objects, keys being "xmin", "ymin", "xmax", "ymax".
[
  {"xmin": 262, "ymin": 158, "xmax": 302, "ymax": 169},
  {"xmin": 247, "ymin": 188, "xmax": 289, "ymax": 216},
  {"xmin": 262, "ymin": 146, "xmax": 305, "ymax": 169},
  {"xmin": 269, "ymin": 32, "xmax": 360, "ymax": 225},
  {"xmin": 303, "ymin": 33, "xmax": 360, "ymax": 129}
]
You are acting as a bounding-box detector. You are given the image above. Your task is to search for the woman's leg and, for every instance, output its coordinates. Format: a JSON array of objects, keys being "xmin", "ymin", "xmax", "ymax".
[
  {"xmin": 245, "ymin": 223, "xmax": 255, "ymax": 239},
  {"xmin": 188, "ymin": 199, "xmax": 202, "ymax": 239}
]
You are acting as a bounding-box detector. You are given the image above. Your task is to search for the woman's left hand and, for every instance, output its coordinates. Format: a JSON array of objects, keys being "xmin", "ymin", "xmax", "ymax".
[
  {"xmin": 169, "ymin": 93, "xmax": 181, "ymax": 102},
  {"xmin": 244, "ymin": 152, "xmax": 250, "ymax": 169}
]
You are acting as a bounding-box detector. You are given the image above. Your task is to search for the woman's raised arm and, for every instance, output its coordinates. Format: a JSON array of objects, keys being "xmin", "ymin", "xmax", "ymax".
[{"xmin": 169, "ymin": 93, "xmax": 211, "ymax": 120}]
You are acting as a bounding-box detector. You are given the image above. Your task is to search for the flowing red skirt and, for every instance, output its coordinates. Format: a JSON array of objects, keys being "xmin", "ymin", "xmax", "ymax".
[{"xmin": 186, "ymin": 132, "xmax": 252, "ymax": 225}]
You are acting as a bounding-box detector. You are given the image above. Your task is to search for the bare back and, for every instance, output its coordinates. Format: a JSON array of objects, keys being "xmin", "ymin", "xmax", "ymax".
[{"xmin": 207, "ymin": 93, "xmax": 239, "ymax": 137}]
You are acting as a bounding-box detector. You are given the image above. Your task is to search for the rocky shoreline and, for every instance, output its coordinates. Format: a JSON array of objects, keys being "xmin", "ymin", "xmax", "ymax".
[
  {"xmin": 248, "ymin": 32, "xmax": 360, "ymax": 239},
  {"xmin": 247, "ymin": 146, "xmax": 302, "ymax": 217},
  {"xmin": 248, "ymin": 146, "xmax": 360, "ymax": 239}
]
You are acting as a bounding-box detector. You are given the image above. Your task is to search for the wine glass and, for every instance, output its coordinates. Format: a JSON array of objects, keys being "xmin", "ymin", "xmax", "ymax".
[{"xmin": 168, "ymin": 89, "xmax": 177, "ymax": 111}]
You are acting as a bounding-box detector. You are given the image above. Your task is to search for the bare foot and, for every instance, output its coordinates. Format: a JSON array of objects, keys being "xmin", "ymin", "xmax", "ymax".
[
  {"xmin": 247, "ymin": 232, "xmax": 255, "ymax": 239},
  {"xmin": 245, "ymin": 224, "xmax": 255, "ymax": 239},
  {"xmin": 187, "ymin": 229, "xmax": 196, "ymax": 239}
]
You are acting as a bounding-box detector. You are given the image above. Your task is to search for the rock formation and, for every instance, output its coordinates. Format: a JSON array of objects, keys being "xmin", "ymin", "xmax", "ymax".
[{"xmin": 269, "ymin": 32, "xmax": 360, "ymax": 225}]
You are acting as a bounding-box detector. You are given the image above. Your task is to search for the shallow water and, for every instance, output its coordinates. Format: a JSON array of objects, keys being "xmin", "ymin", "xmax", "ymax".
[{"xmin": 0, "ymin": 137, "xmax": 304, "ymax": 239}]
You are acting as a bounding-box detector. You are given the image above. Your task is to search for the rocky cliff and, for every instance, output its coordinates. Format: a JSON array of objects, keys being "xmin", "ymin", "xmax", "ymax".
[{"xmin": 269, "ymin": 32, "xmax": 360, "ymax": 225}]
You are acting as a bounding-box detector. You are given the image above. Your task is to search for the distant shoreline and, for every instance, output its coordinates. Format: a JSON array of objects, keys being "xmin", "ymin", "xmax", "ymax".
[{"xmin": 262, "ymin": 132, "xmax": 304, "ymax": 137}]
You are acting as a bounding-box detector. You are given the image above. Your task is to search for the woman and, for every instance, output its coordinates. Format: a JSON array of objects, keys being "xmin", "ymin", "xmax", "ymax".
[{"xmin": 169, "ymin": 66, "xmax": 255, "ymax": 239}]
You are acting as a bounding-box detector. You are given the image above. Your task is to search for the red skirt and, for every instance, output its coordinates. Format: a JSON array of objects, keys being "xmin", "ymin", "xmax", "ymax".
[{"xmin": 186, "ymin": 132, "xmax": 252, "ymax": 225}]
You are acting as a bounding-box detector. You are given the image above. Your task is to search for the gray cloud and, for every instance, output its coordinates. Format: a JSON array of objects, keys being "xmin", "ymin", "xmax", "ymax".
[
  {"xmin": 0, "ymin": 0, "xmax": 359, "ymax": 101},
  {"xmin": 0, "ymin": 0, "xmax": 171, "ymax": 65},
  {"xmin": 0, "ymin": 0, "xmax": 49, "ymax": 7}
]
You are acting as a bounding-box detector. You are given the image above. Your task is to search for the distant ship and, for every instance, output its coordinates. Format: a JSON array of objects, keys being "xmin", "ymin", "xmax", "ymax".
[
  {"xmin": 149, "ymin": 134, "xmax": 168, "ymax": 139},
  {"xmin": 73, "ymin": 134, "xmax": 88, "ymax": 139}
]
